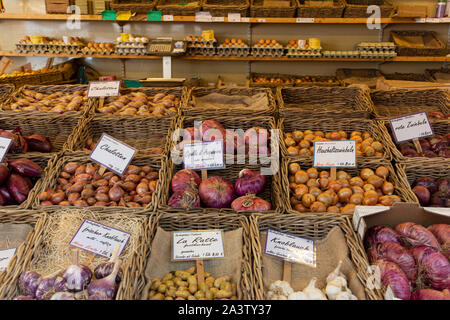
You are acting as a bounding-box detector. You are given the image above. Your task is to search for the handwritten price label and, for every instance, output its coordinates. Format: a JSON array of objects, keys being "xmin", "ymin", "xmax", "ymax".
[
  {"xmin": 0, "ymin": 248, "xmax": 16, "ymax": 271},
  {"xmin": 183, "ymin": 140, "xmax": 225, "ymax": 171},
  {"xmin": 389, "ymin": 112, "xmax": 434, "ymax": 143},
  {"xmin": 172, "ymin": 230, "xmax": 225, "ymax": 261},
  {"xmin": 313, "ymin": 140, "xmax": 357, "ymax": 168},
  {"xmin": 87, "ymin": 80, "xmax": 121, "ymax": 98},
  {"xmin": 0, "ymin": 136, "xmax": 13, "ymax": 162}
]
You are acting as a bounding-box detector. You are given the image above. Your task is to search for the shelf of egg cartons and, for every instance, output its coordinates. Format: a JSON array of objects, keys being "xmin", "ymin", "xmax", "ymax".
[
  {"xmin": 81, "ymin": 42, "xmax": 116, "ymax": 56},
  {"xmin": 216, "ymin": 38, "xmax": 250, "ymax": 57},
  {"xmin": 15, "ymin": 36, "xmax": 85, "ymax": 55},
  {"xmin": 356, "ymin": 42, "xmax": 397, "ymax": 59},
  {"xmin": 285, "ymin": 40, "xmax": 322, "ymax": 58},
  {"xmin": 252, "ymin": 39, "xmax": 284, "ymax": 58},
  {"xmin": 114, "ymin": 36, "xmax": 149, "ymax": 56},
  {"xmin": 185, "ymin": 36, "xmax": 217, "ymax": 57}
]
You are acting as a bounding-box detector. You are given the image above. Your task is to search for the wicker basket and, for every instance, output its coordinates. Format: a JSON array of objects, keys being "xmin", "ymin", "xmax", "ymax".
[
  {"xmin": 378, "ymin": 119, "xmax": 450, "ymax": 163},
  {"xmin": 203, "ymin": 0, "xmax": 249, "ymax": 17},
  {"xmin": 139, "ymin": 212, "xmax": 255, "ymax": 299},
  {"xmin": 344, "ymin": 0, "xmax": 394, "ymax": 18},
  {"xmin": 390, "ymin": 31, "xmax": 446, "ymax": 57},
  {"xmin": 294, "ymin": 75, "xmax": 342, "ymax": 87},
  {"xmin": 425, "ymin": 67, "xmax": 450, "ymax": 84},
  {"xmin": 279, "ymin": 118, "xmax": 392, "ymax": 161},
  {"xmin": 0, "ymin": 84, "xmax": 14, "ymax": 101},
  {"xmin": 336, "ymin": 68, "xmax": 385, "ymax": 89},
  {"xmin": 65, "ymin": 113, "xmax": 176, "ymax": 157},
  {"xmin": 0, "ymin": 74, "xmax": 43, "ymax": 88},
  {"xmin": 382, "ymin": 72, "xmax": 429, "ymax": 83},
  {"xmin": 0, "ymin": 207, "xmax": 151, "ymax": 300},
  {"xmin": 395, "ymin": 158, "xmax": 450, "ymax": 206},
  {"xmin": 250, "ymin": 213, "xmax": 383, "ymax": 300},
  {"xmin": 155, "ymin": 0, "xmax": 203, "ymax": 16},
  {"xmin": 250, "ymin": 73, "xmax": 295, "ymax": 89},
  {"xmin": 297, "ymin": 0, "xmax": 345, "ymax": 18},
  {"xmin": 31, "ymin": 154, "xmax": 168, "ymax": 213},
  {"xmin": 370, "ymin": 88, "xmax": 450, "ymax": 120},
  {"xmin": 184, "ymin": 87, "xmax": 277, "ymax": 117},
  {"xmin": 39, "ymin": 70, "xmax": 64, "ymax": 84},
  {"xmin": 280, "ymin": 156, "xmax": 409, "ymax": 214},
  {"xmin": 277, "ymin": 85, "xmax": 374, "ymax": 120},
  {"xmin": 110, "ymin": 0, "xmax": 156, "ymax": 12},
  {"xmin": 250, "ymin": 0, "xmax": 296, "ymax": 18}
]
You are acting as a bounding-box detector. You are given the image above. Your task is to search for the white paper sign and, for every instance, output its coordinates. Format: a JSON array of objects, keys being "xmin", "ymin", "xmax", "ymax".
[
  {"xmin": 195, "ymin": 12, "xmax": 213, "ymax": 22},
  {"xmin": 241, "ymin": 17, "xmax": 250, "ymax": 22},
  {"xmin": 0, "ymin": 248, "xmax": 16, "ymax": 271},
  {"xmin": 296, "ymin": 17, "xmax": 315, "ymax": 23},
  {"xmin": 0, "ymin": 136, "xmax": 13, "ymax": 162},
  {"xmin": 313, "ymin": 140, "xmax": 357, "ymax": 168},
  {"xmin": 69, "ymin": 219, "xmax": 130, "ymax": 258},
  {"xmin": 183, "ymin": 140, "xmax": 225, "ymax": 171},
  {"xmin": 172, "ymin": 230, "xmax": 225, "ymax": 261},
  {"xmin": 212, "ymin": 16, "xmax": 225, "ymax": 22},
  {"xmin": 163, "ymin": 15, "xmax": 174, "ymax": 21},
  {"xmin": 265, "ymin": 229, "xmax": 316, "ymax": 267},
  {"xmin": 257, "ymin": 18, "xmax": 266, "ymax": 22},
  {"xmin": 389, "ymin": 112, "xmax": 434, "ymax": 143},
  {"xmin": 228, "ymin": 13, "xmax": 241, "ymax": 22},
  {"xmin": 89, "ymin": 133, "xmax": 137, "ymax": 176},
  {"xmin": 87, "ymin": 80, "xmax": 121, "ymax": 98}
]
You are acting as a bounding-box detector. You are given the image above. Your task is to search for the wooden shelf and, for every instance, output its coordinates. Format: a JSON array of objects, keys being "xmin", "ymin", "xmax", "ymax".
[
  {"xmin": 1, "ymin": 51, "xmax": 448, "ymax": 62},
  {"xmin": 1, "ymin": 13, "xmax": 450, "ymax": 24}
]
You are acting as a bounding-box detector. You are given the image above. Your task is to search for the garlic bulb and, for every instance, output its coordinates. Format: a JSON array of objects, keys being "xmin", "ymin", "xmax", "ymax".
[
  {"xmin": 303, "ymin": 278, "xmax": 327, "ymax": 300},
  {"xmin": 326, "ymin": 260, "xmax": 345, "ymax": 284},
  {"xmin": 288, "ymin": 291, "xmax": 308, "ymax": 300},
  {"xmin": 335, "ymin": 289, "xmax": 358, "ymax": 300},
  {"xmin": 268, "ymin": 280, "xmax": 294, "ymax": 297}
]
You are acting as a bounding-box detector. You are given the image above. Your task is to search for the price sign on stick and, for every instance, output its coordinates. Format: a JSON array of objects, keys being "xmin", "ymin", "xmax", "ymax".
[
  {"xmin": 265, "ymin": 229, "xmax": 316, "ymax": 282},
  {"xmin": 69, "ymin": 219, "xmax": 130, "ymax": 258},
  {"xmin": 87, "ymin": 81, "xmax": 121, "ymax": 98},
  {"xmin": 183, "ymin": 140, "xmax": 225, "ymax": 172},
  {"xmin": 0, "ymin": 136, "xmax": 13, "ymax": 162},
  {"xmin": 313, "ymin": 140, "xmax": 357, "ymax": 180},
  {"xmin": 172, "ymin": 230, "xmax": 225, "ymax": 285}
]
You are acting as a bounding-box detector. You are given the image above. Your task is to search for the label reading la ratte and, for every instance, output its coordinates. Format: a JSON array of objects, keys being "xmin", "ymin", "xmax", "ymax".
[
  {"xmin": 0, "ymin": 136, "xmax": 13, "ymax": 162},
  {"xmin": 183, "ymin": 140, "xmax": 225, "ymax": 171},
  {"xmin": 172, "ymin": 230, "xmax": 225, "ymax": 261},
  {"xmin": 389, "ymin": 112, "xmax": 434, "ymax": 143},
  {"xmin": 89, "ymin": 133, "xmax": 137, "ymax": 176},
  {"xmin": 87, "ymin": 80, "xmax": 121, "ymax": 98},
  {"xmin": 313, "ymin": 140, "xmax": 356, "ymax": 168},
  {"xmin": 265, "ymin": 229, "xmax": 316, "ymax": 267},
  {"xmin": 0, "ymin": 248, "xmax": 16, "ymax": 271},
  {"xmin": 69, "ymin": 219, "xmax": 130, "ymax": 258}
]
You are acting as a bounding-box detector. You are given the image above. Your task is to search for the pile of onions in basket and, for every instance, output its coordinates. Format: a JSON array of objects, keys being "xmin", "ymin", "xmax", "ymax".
[
  {"xmin": 14, "ymin": 247, "xmax": 123, "ymax": 300},
  {"xmin": 364, "ymin": 222, "xmax": 450, "ymax": 300},
  {"xmin": 168, "ymin": 168, "xmax": 271, "ymax": 211}
]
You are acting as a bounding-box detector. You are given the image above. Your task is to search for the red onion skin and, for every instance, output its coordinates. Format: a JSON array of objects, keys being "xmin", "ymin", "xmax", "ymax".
[
  {"xmin": 410, "ymin": 245, "xmax": 450, "ymax": 290},
  {"xmin": 234, "ymin": 169, "xmax": 267, "ymax": 196},
  {"xmin": 7, "ymin": 174, "xmax": 31, "ymax": 204},
  {"xmin": 0, "ymin": 164, "xmax": 9, "ymax": 185},
  {"xmin": 7, "ymin": 158, "xmax": 42, "ymax": 177},
  {"xmin": 411, "ymin": 289, "xmax": 450, "ymax": 300},
  {"xmin": 395, "ymin": 222, "xmax": 441, "ymax": 249},
  {"xmin": 18, "ymin": 271, "xmax": 42, "ymax": 298},
  {"xmin": 171, "ymin": 169, "xmax": 201, "ymax": 193},
  {"xmin": 375, "ymin": 259, "xmax": 411, "ymax": 300},
  {"xmin": 428, "ymin": 224, "xmax": 450, "ymax": 247},
  {"xmin": 13, "ymin": 295, "xmax": 35, "ymax": 300},
  {"xmin": 199, "ymin": 176, "xmax": 235, "ymax": 209},
  {"xmin": 200, "ymin": 120, "xmax": 226, "ymax": 142},
  {"xmin": 363, "ymin": 226, "xmax": 402, "ymax": 250},
  {"xmin": 369, "ymin": 241, "xmax": 417, "ymax": 283},
  {"xmin": 231, "ymin": 194, "xmax": 271, "ymax": 212},
  {"xmin": 168, "ymin": 190, "xmax": 201, "ymax": 209},
  {"xmin": 24, "ymin": 135, "xmax": 52, "ymax": 153},
  {"xmin": 0, "ymin": 186, "xmax": 16, "ymax": 205}
]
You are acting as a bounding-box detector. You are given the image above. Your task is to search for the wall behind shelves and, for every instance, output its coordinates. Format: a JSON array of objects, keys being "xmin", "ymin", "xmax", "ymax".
[{"xmin": 0, "ymin": 0, "xmax": 447, "ymax": 83}]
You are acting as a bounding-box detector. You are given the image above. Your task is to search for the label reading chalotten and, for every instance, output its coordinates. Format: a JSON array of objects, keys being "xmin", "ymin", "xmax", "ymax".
[
  {"xmin": 0, "ymin": 248, "xmax": 16, "ymax": 271},
  {"xmin": 183, "ymin": 140, "xmax": 225, "ymax": 171},
  {"xmin": 69, "ymin": 219, "xmax": 130, "ymax": 258},
  {"xmin": 389, "ymin": 112, "xmax": 434, "ymax": 143},
  {"xmin": 0, "ymin": 136, "xmax": 13, "ymax": 162},
  {"xmin": 172, "ymin": 230, "xmax": 225, "ymax": 261},
  {"xmin": 313, "ymin": 140, "xmax": 357, "ymax": 168},
  {"xmin": 89, "ymin": 133, "xmax": 137, "ymax": 176},
  {"xmin": 87, "ymin": 80, "xmax": 121, "ymax": 98},
  {"xmin": 265, "ymin": 229, "xmax": 316, "ymax": 267}
]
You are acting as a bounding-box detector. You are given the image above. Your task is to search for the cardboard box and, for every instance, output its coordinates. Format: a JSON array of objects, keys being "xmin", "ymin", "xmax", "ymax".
[
  {"xmin": 353, "ymin": 202, "xmax": 450, "ymax": 241},
  {"xmin": 396, "ymin": 4, "xmax": 428, "ymax": 18}
]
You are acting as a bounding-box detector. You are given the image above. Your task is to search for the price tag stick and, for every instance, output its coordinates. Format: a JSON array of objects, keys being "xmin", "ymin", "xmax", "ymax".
[
  {"xmin": 330, "ymin": 167, "xmax": 337, "ymax": 181},
  {"xmin": 412, "ymin": 139, "xmax": 422, "ymax": 154},
  {"xmin": 196, "ymin": 171, "xmax": 208, "ymax": 285},
  {"xmin": 96, "ymin": 97, "xmax": 107, "ymax": 176},
  {"xmin": 282, "ymin": 261, "xmax": 292, "ymax": 283}
]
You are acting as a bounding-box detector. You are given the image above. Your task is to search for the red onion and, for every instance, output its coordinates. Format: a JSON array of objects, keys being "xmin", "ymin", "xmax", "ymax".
[
  {"xmin": 244, "ymin": 126, "xmax": 269, "ymax": 147},
  {"xmin": 410, "ymin": 245, "xmax": 450, "ymax": 290},
  {"xmin": 168, "ymin": 189, "xmax": 201, "ymax": 209},
  {"xmin": 50, "ymin": 292, "xmax": 76, "ymax": 300},
  {"xmin": 395, "ymin": 222, "xmax": 440, "ymax": 249},
  {"xmin": 234, "ymin": 169, "xmax": 267, "ymax": 196},
  {"xmin": 35, "ymin": 269, "xmax": 67, "ymax": 300},
  {"xmin": 200, "ymin": 120, "xmax": 226, "ymax": 142},
  {"xmin": 375, "ymin": 259, "xmax": 411, "ymax": 300},
  {"xmin": 0, "ymin": 163, "xmax": 9, "ymax": 185},
  {"xmin": 231, "ymin": 194, "xmax": 271, "ymax": 212},
  {"xmin": 87, "ymin": 258, "xmax": 121, "ymax": 299},
  {"xmin": 363, "ymin": 225, "xmax": 402, "ymax": 250},
  {"xmin": 62, "ymin": 250, "xmax": 92, "ymax": 292},
  {"xmin": 199, "ymin": 176, "xmax": 235, "ymax": 209},
  {"xmin": 7, "ymin": 158, "xmax": 42, "ymax": 177},
  {"xmin": 171, "ymin": 169, "xmax": 201, "ymax": 193},
  {"xmin": 428, "ymin": 224, "xmax": 450, "ymax": 247},
  {"xmin": 93, "ymin": 245, "xmax": 123, "ymax": 284},
  {"xmin": 18, "ymin": 271, "xmax": 42, "ymax": 298},
  {"xmin": 411, "ymin": 288, "xmax": 450, "ymax": 300},
  {"xmin": 368, "ymin": 241, "xmax": 417, "ymax": 283}
]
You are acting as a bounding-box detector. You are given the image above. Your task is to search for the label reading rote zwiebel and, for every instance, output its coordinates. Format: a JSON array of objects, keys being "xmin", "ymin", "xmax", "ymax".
[
  {"xmin": 0, "ymin": 136, "xmax": 13, "ymax": 162},
  {"xmin": 0, "ymin": 248, "xmax": 16, "ymax": 271},
  {"xmin": 183, "ymin": 140, "xmax": 225, "ymax": 171},
  {"xmin": 313, "ymin": 140, "xmax": 357, "ymax": 168},
  {"xmin": 89, "ymin": 133, "xmax": 137, "ymax": 176},
  {"xmin": 172, "ymin": 230, "xmax": 225, "ymax": 261},
  {"xmin": 264, "ymin": 229, "xmax": 316, "ymax": 267},
  {"xmin": 389, "ymin": 112, "xmax": 434, "ymax": 143},
  {"xmin": 87, "ymin": 80, "xmax": 121, "ymax": 98},
  {"xmin": 69, "ymin": 219, "xmax": 130, "ymax": 258}
]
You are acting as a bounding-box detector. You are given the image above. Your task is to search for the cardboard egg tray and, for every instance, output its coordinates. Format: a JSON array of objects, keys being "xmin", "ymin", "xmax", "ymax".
[
  {"xmin": 186, "ymin": 40, "xmax": 218, "ymax": 57},
  {"xmin": 251, "ymin": 46, "xmax": 284, "ymax": 58},
  {"xmin": 356, "ymin": 42, "xmax": 396, "ymax": 51},
  {"xmin": 186, "ymin": 40, "xmax": 217, "ymax": 47},
  {"xmin": 15, "ymin": 43, "xmax": 49, "ymax": 54},
  {"xmin": 322, "ymin": 50, "xmax": 361, "ymax": 58},
  {"xmin": 359, "ymin": 50, "xmax": 397, "ymax": 59},
  {"xmin": 47, "ymin": 44, "xmax": 84, "ymax": 55},
  {"xmin": 286, "ymin": 47, "xmax": 322, "ymax": 58},
  {"xmin": 81, "ymin": 47, "xmax": 116, "ymax": 56},
  {"xmin": 217, "ymin": 44, "xmax": 250, "ymax": 57}
]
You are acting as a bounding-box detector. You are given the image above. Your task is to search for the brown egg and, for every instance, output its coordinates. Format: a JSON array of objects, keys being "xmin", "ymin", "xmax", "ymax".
[
  {"xmin": 302, "ymin": 193, "xmax": 315, "ymax": 208},
  {"xmin": 375, "ymin": 166, "xmax": 389, "ymax": 179},
  {"xmin": 294, "ymin": 170, "xmax": 309, "ymax": 184},
  {"xmin": 360, "ymin": 168, "xmax": 375, "ymax": 181},
  {"xmin": 288, "ymin": 163, "xmax": 301, "ymax": 175},
  {"xmin": 349, "ymin": 193, "xmax": 364, "ymax": 205},
  {"xmin": 310, "ymin": 201, "xmax": 327, "ymax": 213}
]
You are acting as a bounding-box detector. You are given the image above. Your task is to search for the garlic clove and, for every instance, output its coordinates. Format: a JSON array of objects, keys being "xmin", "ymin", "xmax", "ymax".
[
  {"xmin": 288, "ymin": 291, "xmax": 309, "ymax": 300},
  {"xmin": 303, "ymin": 277, "xmax": 328, "ymax": 300},
  {"xmin": 325, "ymin": 283, "xmax": 342, "ymax": 300},
  {"xmin": 326, "ymin": 260, "xmax": 345, "ymax": 284}
]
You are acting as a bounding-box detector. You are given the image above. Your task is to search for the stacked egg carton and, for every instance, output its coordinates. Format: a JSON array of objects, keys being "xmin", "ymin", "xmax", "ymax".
[
  {"xmin": 47, "ymin": 38, "xmax": 85, "ymax": 55},
  {"xmin": 185, "ymin": 36, "xmax": 217, "ymax": 57},
  {"xmin": 81, "ymin": 42, "xmax": 115, "ymax": 55},
  {"xmin": 286, "ymin": 41, "xmax": 322, "ymax": 58},
  {"xmin": 217, "ymin": 38, "xmax": 250, "ymax": 58},
  {"xmin": 15, "ymin": 37, "xmax": 49, "ymax": 54},
  {"xmin": 356, "ymin": 42, "xmax": 397, "ymax": 59},
  {"xmin": 251, "ymin": 39, "xmax": 284, "ymax": 58},
  {"xmin": 115, "ymin": 36, "xmax": 149, "ymax": 56},
  {"xmin": 322, "ymin": 50, "xmax": 360, "ymax": 58}
]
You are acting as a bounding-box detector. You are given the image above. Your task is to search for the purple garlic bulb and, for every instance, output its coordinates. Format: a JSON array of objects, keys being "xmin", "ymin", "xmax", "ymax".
[
  {"xmin": 18, "ymin": 271, "xmax": 42, "ymax": 298},
  {"xmin": 62, "ymin": 250, "xmax": 92, "ymax": 292},
  {"xmin": 88, "ymin": 292, "xmax": 111, "ymax": 300},
  {"xmin": 93, "ymin": 245, "xmax": 123, "ymax": 284},
  {"xmin": 87, "ymin": 258, "xmax": 121, "ymax": 299},
  {"xmin": 35, "ymin": 270, "xmax": 67, "ymax": 300},
  {"xmin": 13, "ymin": 295, "xmax": 35, "ymax": 300}
]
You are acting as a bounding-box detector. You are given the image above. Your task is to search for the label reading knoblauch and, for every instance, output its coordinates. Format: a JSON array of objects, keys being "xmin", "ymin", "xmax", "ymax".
[{"xmin": 172, "ymin": 230, "xmax": 225, "ymax": 261}]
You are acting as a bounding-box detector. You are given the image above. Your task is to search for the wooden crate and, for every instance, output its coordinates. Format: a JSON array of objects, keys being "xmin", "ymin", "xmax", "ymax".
[{"xmin": 45, "ymin": 0, "xmax": 72, "ymax": 13}]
